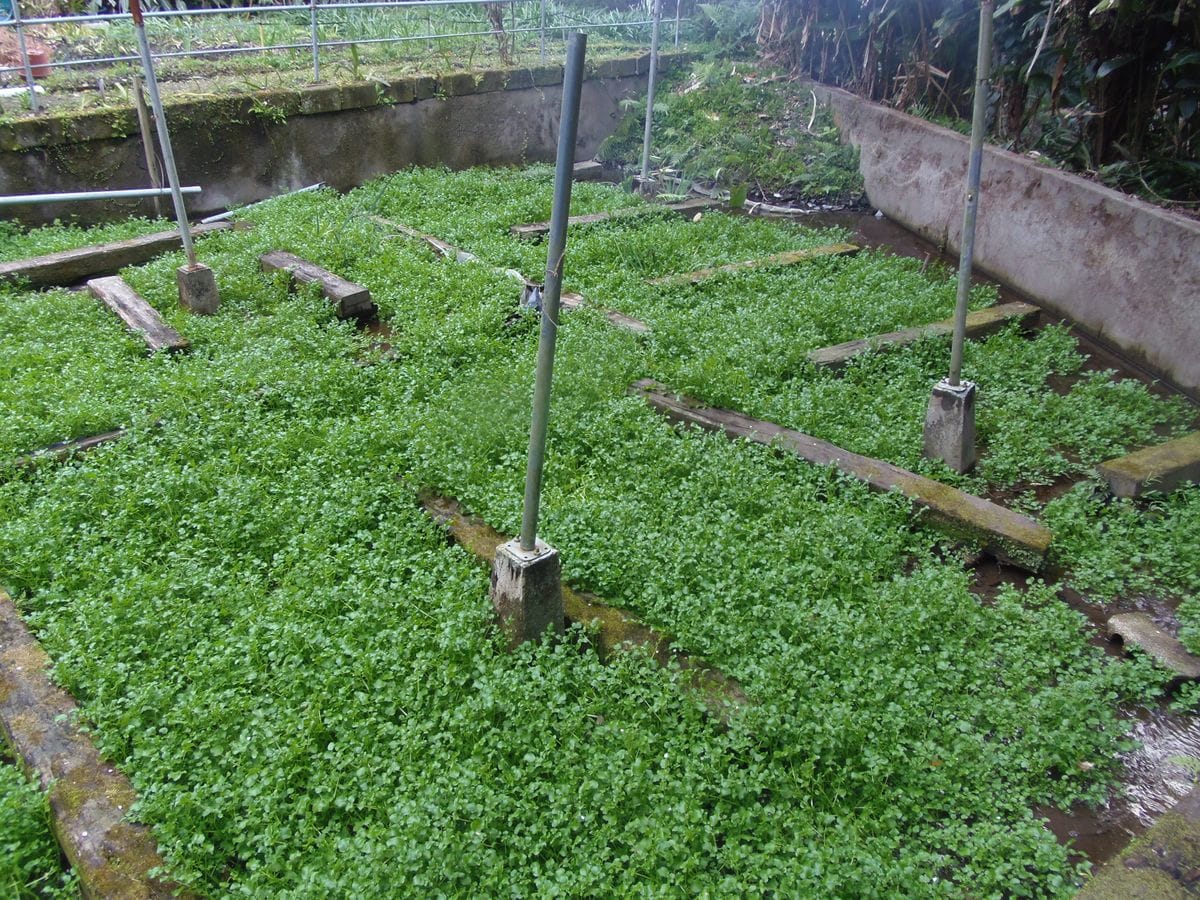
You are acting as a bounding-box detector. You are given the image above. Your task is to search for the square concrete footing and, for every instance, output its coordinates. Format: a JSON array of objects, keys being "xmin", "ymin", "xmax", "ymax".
[
  {"xmin": 489, "ymin": 538, "xmax": 564, "ymax": 648},
  {"xmin": 923, "ymin": 379, "xmax": 977, "ymax": 473},
  {"xmin": 177, "ymin": 262, "xmax": 219, "ymax": 315}
]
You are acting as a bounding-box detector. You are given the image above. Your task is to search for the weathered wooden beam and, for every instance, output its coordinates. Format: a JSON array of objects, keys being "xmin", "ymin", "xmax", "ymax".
[
  {"xmin": 559, "ymin": 292, "xmax": 649, "ymax": 334},
  {"xmin": 0, "ymin": 222, "xmax": 233, "ymax": 288},
  {"xmin": 510, "ymin": 198, "xmax": 719, "ymax": 240},
  {"xmin": 648, "ymin": 243, "xmax": 861, "ymax": 287},
  {"xmin": 368, "ymin": 217, "xmax": 650, "ymax": 335},
  {"xmin": 418, "ymin": 491, "xmax": 744, "ymax": 716},
  {"xmin": 1096, "ymin": 432, "xmax": 1200, "ymax": 498},
  {"xmin": 0, "ymin": 591, "xmax": 194, "ymax": 899},
  {"xmin": 807, "ymin": 301, "xmax": 1040, "ymax": 370},
  {"xmin": 631, "ymin": 380, "xmax": 1052, "ymax": 571},
  {"xmin": 7, "ymin": 428, "xmax": 126, "ymax": 474},
  {"xmin": 86, "ymin": 276, "xmax": 189, "ymax": 353},
  {"xmin": 260, "ymin": 251, "xmax": 375, "ymax": 319}
]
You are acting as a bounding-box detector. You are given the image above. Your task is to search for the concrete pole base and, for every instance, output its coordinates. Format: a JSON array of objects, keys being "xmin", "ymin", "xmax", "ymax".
[
  {"xmin": 923, "ymin": 379, "xmax": 977, "ymax": 474},
  {"xmin": 177, "ymin": 262, "xmax": 219, "ymax": 315},
  {"xmin": 489, "ymin": 538, "xmax": 564, "ymax": 648}
]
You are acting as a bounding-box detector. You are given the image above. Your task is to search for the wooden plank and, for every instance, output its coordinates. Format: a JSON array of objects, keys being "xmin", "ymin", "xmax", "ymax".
[
  {"xmin": 418, "ymin": 491, "xmax": 744, "ymax": 717},
  {"xmin": 0, "ymin": 591, "xmax": 194, "ymax": 899},
  {"xmin": 7, "ymin": 428, "xmax": 126, "ymax": 473},
  {"xmin": 647, "ymin": 242, "xmax": 860, "ymax": 286},
  {"xmin": 0, "ymin": 222, "xmax": 233, "ymax": 288},
  {"xmin": 1097, "ymin": 431, "xmax": 1200, "ymax": 498},
  {"xmin": 559, "ymin": 291, "xmax": 649, "ymax": 334},
  {"xmin": 510, "ymin": 198, "xmax": 719, "ymax": 240},
  {"xmin": 807, "ymin": 301, "xmax": 1040, "ymax": 369},
  {"xmin": 369, "ymin": 218, "xmax": 650, "ymax": 335},
  {"xmin": 631, "ymin": 380, "xmax": 1052, "ymax": 571},
  {"xmin": 86, "ymin": 276, "xmax": 189, "ymax": 353},
  {"xmin": 259, "ymin": 251, "xmax": 375, "ymax": 319}
]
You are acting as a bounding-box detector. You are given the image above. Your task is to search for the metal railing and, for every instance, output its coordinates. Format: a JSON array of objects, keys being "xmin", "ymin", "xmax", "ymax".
[{"xmin": 0, "ymin": 0, "xmax": 688, "ymax": 114}]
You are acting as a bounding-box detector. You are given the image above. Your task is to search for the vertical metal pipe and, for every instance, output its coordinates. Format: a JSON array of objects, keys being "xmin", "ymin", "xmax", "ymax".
[
  {"xmin": 638, "ymin": 0, "xmax": 662, "ymax": 191},
  {"xmin": 673, "ymin": 0, "xmax": 680, "ymax": 48},
  {"xmin": 519, "ymin": 31, "xmax": 586, "ymax": 552},
  {"xmin": 947, "ymin": 0, "xmax": 994, "ymax": 387},
  {"xmin": 130, "ymin": 0, "xmax": 196, "ymax": 266},
  {"xmin": 131, "ymin": 74, "xmax": 163, "ymax": 218},
  {"xmin": 539, "ymin": 0, "xmax": 546, "ymax": 62},
  {"xmin": 309, "ymin": 0, "xmax": 320, "ymax": 82},
  {"xmin": 12, "ymin": 0, "xmax": 40, "ymax": 114}
]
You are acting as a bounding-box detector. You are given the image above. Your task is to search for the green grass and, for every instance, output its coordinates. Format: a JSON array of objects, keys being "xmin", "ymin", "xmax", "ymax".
[
  {"xmin": 0, "ymin": 761, "xmax": 76, "ymax": 898},
  {"xmin": 598, "ymin": 59, "xmax": 863, "ymax": 197},
  {"xmin": 0, "ymin": 167, "xmax": 1194, "ymax": 895}
]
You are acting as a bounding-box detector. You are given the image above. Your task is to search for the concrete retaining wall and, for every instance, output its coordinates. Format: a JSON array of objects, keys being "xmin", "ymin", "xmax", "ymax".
[
  {"xmin": 815, "ymin": 84, "xmax": 1200, "ymax": 400},
  {"xmin": 0, "ymin": 53, "xmax": 680, "ymax": 227}
]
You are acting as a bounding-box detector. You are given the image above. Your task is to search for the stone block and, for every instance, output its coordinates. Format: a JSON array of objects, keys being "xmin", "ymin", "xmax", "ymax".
[
  {"xmin": 923, "ymin": 379, "xmax": 976, "ymax": 474},
  {"xmin": 177, "ymin": 263, "xmax": 220, "ymax": 315},
  {"xmin": 531, "ymin": 64, "xmax": 563, "ymax": 86},
  {"xmin": 1097, "ymin": 432, "xmax": 1200, "ymax": 498},
  {"xmin": 440, "ymin": 72, "xmax": 477, "ymax": 97},
  {"xmin": 489, "ymin": 538, "xmax": 564, "ymax": 648}
]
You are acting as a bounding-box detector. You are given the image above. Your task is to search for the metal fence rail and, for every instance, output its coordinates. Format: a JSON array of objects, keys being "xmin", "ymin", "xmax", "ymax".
[{"xmin": 0, "ymin": 0, "xmax": 688, "ymax": 113}]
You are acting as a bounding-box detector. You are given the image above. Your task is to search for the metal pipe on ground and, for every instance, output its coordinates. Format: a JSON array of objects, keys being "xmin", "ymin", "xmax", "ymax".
[{"xmin": 0, "ymin": 186, "xmax": 200, "ymax": 206}]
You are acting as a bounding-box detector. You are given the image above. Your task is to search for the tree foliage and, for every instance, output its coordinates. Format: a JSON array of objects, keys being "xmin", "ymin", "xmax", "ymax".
[{"xmin": 756, "ymin": 0, "xmax": 1200, "ymax": 202}]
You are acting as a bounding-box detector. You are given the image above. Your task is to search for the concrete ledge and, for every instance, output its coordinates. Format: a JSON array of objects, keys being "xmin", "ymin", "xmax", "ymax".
[
  {"xmin": 808, "ymin": 301, "xmax": 1039, "ymax": 369},
  {"xmin": 0, "ymin": 53, "xmax": 694, "ymax": 227},
  {"xmin": 1097, "ymin": 432, "xmax": 1200, "ymax": 498},
  {"xmin": 632, "ymin": 380, "xmax": 1052, "ymax": 571},
  {"xmin": 0, "ymin": 591, "xmax": 192, "ymax": 898},
  {"xmin": 1108, "ymin": 613, "xmax": 1200, "ymax": 680},
  {"xmin": 0, "ymin": 222, "xmax": 232, "ymax": 288},
  {"xmin": 648, "ymin": 243, "xmax": 860, "ymax": 286},
  {"xmin": 815, "ymin": 82, "xmax": 1200, "ymax": 399},
  {"xmin": 1079, "ymin": 786, "xmax": 1200, "ymax": 898}
]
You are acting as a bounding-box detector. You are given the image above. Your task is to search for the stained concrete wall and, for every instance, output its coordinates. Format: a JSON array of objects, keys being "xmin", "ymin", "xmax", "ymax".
[
  {"xmin": 0, "ymin": 53, "xmax": 679, "ymax": 227},
  {"xmin": 814, "ymin": 84, "xmax": 1200, "ymax": 401}
]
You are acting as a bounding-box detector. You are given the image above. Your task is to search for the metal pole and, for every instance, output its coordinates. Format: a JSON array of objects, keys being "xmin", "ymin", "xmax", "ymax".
[
  {"xmin": 309, "ymin": 0, "xmax": 320, "ymax": 82},
  {"xmin": 947, "ymin": 0, "xmax": 993, "ymax": 387},
  {"xmin": 130, "ymin": 0, "xmax": 196, "ymax": 266},
  {"xmin": 673, "ymin": 0, "xmax": 680, "ymax": 47},
  {"xmin": 131, "ymin": 74, "xmax": 163, "ymax": 218},
  {"xmin": 11, "ymin": 0, "xmax": 40, "ymax": 114},
  {"xmin": 539, "ymin": 0, "xmax": 545, "ymax": 62},
  {"xmin": 0, "ymin": 186, "xmax": 201, "ymax": 206},
  {"xmin": 518, "ymin": 31, "xmax": 586, "ymax": 552},
  {"xmin": 638, "ymin": 0, "xmax": 662, "ymax": 192}
]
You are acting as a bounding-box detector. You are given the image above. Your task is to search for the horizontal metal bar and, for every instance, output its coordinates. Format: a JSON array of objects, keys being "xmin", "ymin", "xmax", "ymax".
[
  {"xmin": 0, "ymin": 186, "xmax": 200, "ymax": 206},
  {"xmin": 200, "ymin": 181, "xmax": 323, "ymax": 223},
  {"xmin": 2, "ymin": 0, "xmax": 535, "ymax": 28},
  {"xmin": 0, "ymin": 15, "xmax": 669, "ymax": 76}
]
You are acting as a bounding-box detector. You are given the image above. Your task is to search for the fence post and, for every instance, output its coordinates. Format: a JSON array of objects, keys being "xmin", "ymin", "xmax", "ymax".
[
  {"xmin": 673, "ymin": 0, "xmax": 680, "ymax": 47},
  {"xmin": 638, "ymin": 0, "xmax": 662, "ymax": 192},
  {"xmin": 12, "ymin": 0, "xmax": 40, "ymax": 114},
  {"xmin": 539, "ymin": 0, "xmax": 546, "ymax": 62},
  {"xmin": 309, "ymin": 0, "xmax": 320, "ymax": 82}
]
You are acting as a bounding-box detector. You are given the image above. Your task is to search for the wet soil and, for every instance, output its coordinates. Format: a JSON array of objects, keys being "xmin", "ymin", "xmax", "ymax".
[{"xmin": 970, "ymin": 554, "xmax": 1200, "ymax": 868}]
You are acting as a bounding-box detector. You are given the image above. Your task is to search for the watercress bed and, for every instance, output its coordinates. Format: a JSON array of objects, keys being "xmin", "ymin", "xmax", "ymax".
[{"xmin": 0, "ymin": 166, "xmax": 1194, "ymax": 896}]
